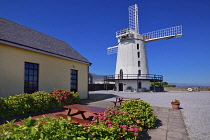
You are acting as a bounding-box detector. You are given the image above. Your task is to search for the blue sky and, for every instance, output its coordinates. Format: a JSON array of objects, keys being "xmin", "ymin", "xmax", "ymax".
[{"xmin": 1, "ymin": 0, "xmax": 210, "ymax": 86}]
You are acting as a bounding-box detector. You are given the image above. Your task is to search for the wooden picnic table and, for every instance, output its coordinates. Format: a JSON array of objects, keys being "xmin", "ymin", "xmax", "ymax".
[
  {"xmin": 111, "ymin": 97, "xmax": 140, "ymax": 107},
  {"xmin": 63, "ymin": 104, "xmax": 107, "ymax": 120}
]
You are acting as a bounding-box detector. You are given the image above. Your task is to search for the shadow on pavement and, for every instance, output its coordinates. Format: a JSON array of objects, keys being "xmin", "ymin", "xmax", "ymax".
[
  {"xmin": 138, "ymin": 118, "xmax": 162, "ymax": 140},
  {"xmin": 81, "ymin": 93, "xmax": 117, "ymax": 104}
]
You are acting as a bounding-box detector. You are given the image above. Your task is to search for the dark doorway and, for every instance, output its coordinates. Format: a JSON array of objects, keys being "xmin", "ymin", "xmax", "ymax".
[
  {"xmin": 138, "ymin": 81, "xmax": 142, "ymax": 89},
  {"xmin": 119, "ymin": 83, "xmax": 123, "ymax": 91}
]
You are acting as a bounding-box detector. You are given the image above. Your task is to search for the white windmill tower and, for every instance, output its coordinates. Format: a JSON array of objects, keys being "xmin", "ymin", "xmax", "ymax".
[{"xmin": 106, "ymin": 4, "xmax": 182, "ymax": 92}]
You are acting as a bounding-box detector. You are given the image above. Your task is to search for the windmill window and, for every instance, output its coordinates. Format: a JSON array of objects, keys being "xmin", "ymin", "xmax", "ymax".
[
  {"xmin": 138, "ymin": 61, "xmax": 140, "ymax": 67},
  {"xmin": 138, "ymin": 70, "xmax": 141, "ymax": 76},
  {"xmin": 137, "ymin": 52, "xmax": 140, "ymax": 58},
  {"xmin": 137, "ymin": 44, "xmax": 139, "ymax": 50},
  {"xmin": 120, "ymin": 69, "xmax": 123, "ymax": 79}
]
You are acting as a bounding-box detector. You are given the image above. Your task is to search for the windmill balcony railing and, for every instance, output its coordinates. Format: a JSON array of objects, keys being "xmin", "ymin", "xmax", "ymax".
[
  {"xmin": 116, "ymin": 28, "xmax": 133, "ymax": 37},
  {"xmin": 104, "ymin": 74, "xmax": 163, "ymax": 82}
]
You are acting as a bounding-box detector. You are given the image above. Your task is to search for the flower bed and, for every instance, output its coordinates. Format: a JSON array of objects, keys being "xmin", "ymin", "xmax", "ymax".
[
  {"xmin": 0, "ymin": 89, "xmax": 80, "ymax": 119},
  {"xmin": 84, "ymin": 108, "xmax": 142, "ymax": 139},
  {"xmin": 0, "ymin": 96, "xmax": 157, "ymax": 139}
]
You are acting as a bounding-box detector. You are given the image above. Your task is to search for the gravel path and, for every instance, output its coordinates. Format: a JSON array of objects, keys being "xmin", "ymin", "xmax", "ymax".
[{"xmin": 90, "ymin": 91, "xmax": 210, "ymax": 140}]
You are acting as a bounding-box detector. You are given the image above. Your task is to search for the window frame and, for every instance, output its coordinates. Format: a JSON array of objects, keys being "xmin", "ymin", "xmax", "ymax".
[
  {"xmin": 138, "ymin": 61, "xmax": 140, "ymax": 67},
  {"xmin": 137, "ymin": 44, "xmax": 139, "ymax": 50},
  {"xmin": 71, "ymin": 69, "xmax": 78, "ymax": 92},
  {"xmin": 24, "ymin": 62, "xmax": 39, "ymax": 94},
  {"xmin": 137, "ymin": 52, "xmax": 140, "ymax": 58}
]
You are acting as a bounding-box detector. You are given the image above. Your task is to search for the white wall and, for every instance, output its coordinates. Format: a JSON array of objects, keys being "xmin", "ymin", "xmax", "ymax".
[{"xmin": 115, "ymin": 80, "xmax": 150, "ymax": 91}]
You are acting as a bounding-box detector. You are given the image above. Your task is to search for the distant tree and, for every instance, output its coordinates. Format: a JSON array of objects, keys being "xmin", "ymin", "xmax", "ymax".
[
  {"xmin": 150, "ymin": 82, "xmax": 176, "ymax": 87},
  {"xmin": 162, "ymin": 82, "xmax": 169, "ymax": 86},
  {"xmin": 150, "ymin": 82, "xmax": 161, "ymax": 87}
]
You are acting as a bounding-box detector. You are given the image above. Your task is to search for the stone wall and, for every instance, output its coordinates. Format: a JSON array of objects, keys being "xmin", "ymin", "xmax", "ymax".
[{"xmin": 164, "ymin": 87, "xmax": 210, "ymax": 92}]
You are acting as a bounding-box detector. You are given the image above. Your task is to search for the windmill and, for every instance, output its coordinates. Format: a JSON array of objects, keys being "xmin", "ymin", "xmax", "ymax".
[{"xmin": 106, "ymin": 4, "xmax": 182, "ymax": 92}]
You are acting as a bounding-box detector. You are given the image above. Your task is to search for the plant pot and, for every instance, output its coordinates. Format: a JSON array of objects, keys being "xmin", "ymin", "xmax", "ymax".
[{"xmin": 171, "ymin": 103, "xmax": 180, "ymax": 110}]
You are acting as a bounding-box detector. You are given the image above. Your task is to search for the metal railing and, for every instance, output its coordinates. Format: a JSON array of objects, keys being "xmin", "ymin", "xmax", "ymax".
[
  {"xmin": 104, "ymin": 74, "xmax": 163, "ymax": 82},
  {"xmin": 116, "ymin": 28, "xmax": 133, "ymax": 37}
]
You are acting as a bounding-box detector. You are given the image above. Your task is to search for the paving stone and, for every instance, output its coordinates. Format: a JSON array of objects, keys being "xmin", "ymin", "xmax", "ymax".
[
  {"xmin": 148, "ymin": 128, "xmax": 167, "ymax": 137},
  {"xmin": 168, "ymin": 121, "xmax": 185, "ymax": 128},
  {"xmin": 169, "ymin": 118, "xmax": 184, "ymax": 124},
  {"xmin": 168, "ymin": 126, "xmax": 187, "ymax": 134},
  {"xmin": 148, "ymin": 134, "xmax": 166, "ymax": 140},
  {"xmin": 167, "ymin": 131, "xmax": 189, "ymax": 140}
]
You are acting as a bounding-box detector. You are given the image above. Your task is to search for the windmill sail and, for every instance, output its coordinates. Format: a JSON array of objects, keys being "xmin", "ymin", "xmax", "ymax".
[
  {"xmin": 107, "ymin": 46, "xmax": 118, "ymax": 55},
  {"xmin": 129, "ymin": 4, "xmax": 139, "ymax": 33},
  {"xmin": 143, "ymin": 25, "xmax": 182, "ymax": 42}
]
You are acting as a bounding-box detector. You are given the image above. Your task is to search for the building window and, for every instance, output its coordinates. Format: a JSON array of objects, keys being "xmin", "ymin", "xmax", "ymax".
[
  {"xmin": 71, "ymin": 69, "xmax": 78, "ymax": 92},
  {"xmin": 138, "ymin": 70, "xmax": 141, "ymax": 76},
  {"xmin": 138, "ymin": 61, "xmax": 140, "ymax": 67},
  {"xmin": 137, "ymin": 52, "xmax": 140, "ymax": 58},
  {"xmin": 24, "ymin": 62, "xmax": 39, "ymax": 94},
  {"xmin": 137, "ymin": 44, "xmax": 139, "ymax": 50}
]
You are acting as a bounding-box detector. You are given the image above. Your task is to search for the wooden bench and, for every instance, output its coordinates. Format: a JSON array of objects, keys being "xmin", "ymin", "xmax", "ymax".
[
  {"xmin": 111, "ymin": 97, "xmax": 140, "ymax": 107},
  {"xmin": 63, "ymin": 104, "xmax": 107, "ymax": 120}
]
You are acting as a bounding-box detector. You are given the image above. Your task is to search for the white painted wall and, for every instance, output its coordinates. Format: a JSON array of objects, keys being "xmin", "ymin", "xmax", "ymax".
[{"xmin": 115, "ymin": 32, "xmax": 149, "ymax": 76}]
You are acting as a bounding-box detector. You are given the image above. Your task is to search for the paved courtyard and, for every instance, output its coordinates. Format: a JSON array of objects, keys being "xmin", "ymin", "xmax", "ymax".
[{"xmin": 88, "ymin": 91, "xmax": 210, "ymax": 140}]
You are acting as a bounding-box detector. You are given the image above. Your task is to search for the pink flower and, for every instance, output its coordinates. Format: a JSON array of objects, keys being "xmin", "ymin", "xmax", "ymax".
[
  {"xmin": 104, "ymin": 110, "xmax": 109, "ymax": 113},
  {"xmin": 134, "ymin": 133, "xmax": 138, "ymax": 136},
  {"xmin": 102, "ymin": 117, "xmax": 107, "ymax": 121},
  {"xmin": 93, "ymin": 115, "xmax": 98, "ymax": 120},
  {"xmin": 83, "ymin": 126, "xmax": 88, "ymax": 129},
  {"xmin": 107, "ymin": 124, "xmax": 112, "ymax": 127},
  {"xmin": 134, "ymin": 128, "xmax": 140, "ymax": 132},
  {"xmin": 99, "ymin": 116, "xmax": 104, "ymax": 120},
  {"xmin": 128, "ymin": 128, "xmax": 135, "ymax": 131},
  {"xmin": 136, "ymin": 120, "xmax": 141, "ymax": 124},
  {"xmin": 118, "ymin": 133, "xmax": 123, "ymax": 135},
  {"xmin": 120, "ymin": 125, "xmax": 127, "ymax": 128},
  {"xmin": 108, "ymin": 120, "xmax": 112, "ymax": 124}
]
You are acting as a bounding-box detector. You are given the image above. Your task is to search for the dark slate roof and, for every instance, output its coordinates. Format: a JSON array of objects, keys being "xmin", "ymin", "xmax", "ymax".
[{"xmin": 0, "ymin": 17, "xmax": 91, "ymax": 64}]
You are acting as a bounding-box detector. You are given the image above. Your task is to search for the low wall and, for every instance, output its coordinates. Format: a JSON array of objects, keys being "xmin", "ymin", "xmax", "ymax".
[
  {"xmin": 89, "ymin": 84, "xmax": 115, "ymax": 91},
  {"xmin": 164, "ymin": 87, "xmax": 210, "ymax": 91}
]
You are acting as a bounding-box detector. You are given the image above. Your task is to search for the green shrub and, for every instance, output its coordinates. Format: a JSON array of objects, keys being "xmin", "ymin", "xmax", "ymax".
[
  {"xmin": 120, "ymin": 99, "xmax": 157, "ymax": 129},
  {"xmin": 31, "ymin": 91, "xmax": 56, "ymax": 113},
  {"xmin": 3, "ymin": 93, "xmax": 34, "ymax": 117},
  {"xmin": 0, "ymin": 89, "xmax": 81, "ymax": 119},
  {"xmin": 0, "ymin": 114, "xmax": 141, "ymax": 140},
  {"xmin": 0, "ymin": 116, "xmax": 89, "ymax": 139}
]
